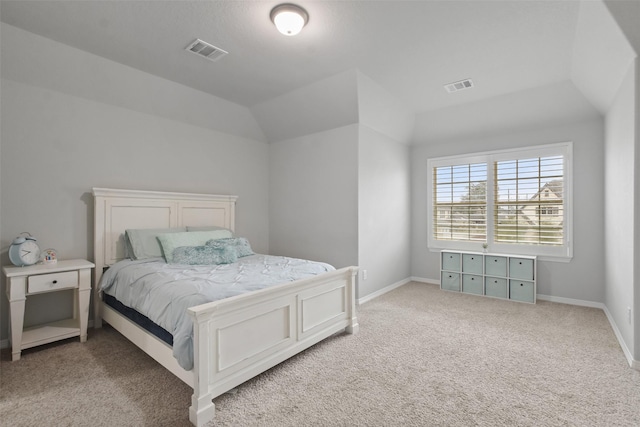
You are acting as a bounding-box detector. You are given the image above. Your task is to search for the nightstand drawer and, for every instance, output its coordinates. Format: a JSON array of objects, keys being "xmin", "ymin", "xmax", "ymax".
[{"xmin": 28, "ymin": 271, "xmax": 78, "ymax": 294}]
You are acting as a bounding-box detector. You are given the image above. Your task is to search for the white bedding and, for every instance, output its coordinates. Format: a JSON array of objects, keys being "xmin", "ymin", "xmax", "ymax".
[{"xmin": 99, "ymin": 255, "xmax": 335, "ymax": 370}]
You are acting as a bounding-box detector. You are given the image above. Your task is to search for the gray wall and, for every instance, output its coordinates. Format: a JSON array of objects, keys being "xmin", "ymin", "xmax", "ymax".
[
  {"xmin": 636, "ymin": 58, "xmax": 640, "ymax": 365},
  {"xmin": 1, "ymin": 25, "xmax": 269, "ymax": 342},
  {"xmin": 266, "ymin": 70, "xmax": 414, "ymax": 297},
  {"xmin": 604, "ymin": 58, "xmax": 637, "ymax": 360},
  {"xmin": 358, "ymin": 125, "xmax": 411, "ymax": 298},
  {"xmin": 411, "ymin": 118, "xmax": 606, "ymax": 303},
  {"xmin": 414, "ymin": 81, "xmax": 601, "ymax": 143},
  {"xmin": 251, "ymin": 70, "xmax": 359, "ymax": 143},
  {"xmin": 268, "ymin": 125, "xmax": 359, "ymax": 269}
]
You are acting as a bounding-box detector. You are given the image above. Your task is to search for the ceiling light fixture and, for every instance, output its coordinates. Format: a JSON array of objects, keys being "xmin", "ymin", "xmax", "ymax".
[{"xmin": 270, "ymin": 3, "xmax": 309, "ymax": 36}]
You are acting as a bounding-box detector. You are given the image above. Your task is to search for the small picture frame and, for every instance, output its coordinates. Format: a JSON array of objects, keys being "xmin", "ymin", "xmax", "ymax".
[{"xmin": 41, "ymin": 248, "xmax": 58, "ymax": 265}]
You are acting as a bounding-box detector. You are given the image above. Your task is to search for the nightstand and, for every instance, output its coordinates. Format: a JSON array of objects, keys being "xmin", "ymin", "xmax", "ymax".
[{"xmin": 3, "ymin": 259, "xmax": 95, "ymax": 361}]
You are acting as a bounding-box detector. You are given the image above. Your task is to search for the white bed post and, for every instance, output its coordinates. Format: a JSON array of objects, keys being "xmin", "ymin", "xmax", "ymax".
[
  {"xmin": 345, "ymin": 266, "xmax": 359, "ymax": 334},
  {"xmin": 188, "ymin": 312, "xmax": 215, "ymax": 427},
  {"xmin": 93, "ymin": 190, "xmax": 106, "ymax": 329}
]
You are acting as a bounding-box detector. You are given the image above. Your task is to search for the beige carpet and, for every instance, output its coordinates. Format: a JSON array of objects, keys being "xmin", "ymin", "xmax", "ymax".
[{"xmin": 2, "ymin": 282, "xmax": 639, "ymax": 426}]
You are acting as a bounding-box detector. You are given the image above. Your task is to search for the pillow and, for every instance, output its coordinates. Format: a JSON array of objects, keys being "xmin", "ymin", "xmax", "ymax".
[
  {"xmin": 125, "ymin": 227, "xmax": 187, "ymax": 260},
  {"xmin": 187, "ymin": 225, "xmax": 233, "ymax": 234},
  {"xmin": 172, "ymin": 244, "xmax": 238, "ymax": 265},
  {"xmin": 156, "ymin": 229, "xmax": 233, "ymax": 263},
  {"xmin": 206, "ymin": 237, "xmax": 254, "ymax": 258},
  {"xmin": 124, "ymin": 233, "xmax": 135, "ymax": 259}
]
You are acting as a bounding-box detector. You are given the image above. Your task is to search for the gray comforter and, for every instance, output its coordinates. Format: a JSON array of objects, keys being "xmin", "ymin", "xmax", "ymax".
[{"xmin": 99, "ymin": 255, "xmax": 334, "ymax": 370}]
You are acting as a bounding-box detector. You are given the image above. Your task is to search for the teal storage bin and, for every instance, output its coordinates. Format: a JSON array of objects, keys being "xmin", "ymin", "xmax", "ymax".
[
  {"xmin": 485, "ymin": 277, "xmax": 508, "ymax": 299},
  {"xmin": 441, "ymin": 272, "xmax": 460, "ymax": 291},
  {"xmin": 462, "ymin": 274, "xmax": 483, "ymax": 295},
  {"xmin": 442, "ymin": 252, "xmax": 461, "ymax": 272},
  {"xmin": 509, "ymin": 258, "xmax": 534, "ymax": 280},
  {"xmin": 509, "ymin": 280, "xmax": 535, "ymax": 303},
  {"xmin": 462, "ymin": 254, "xmax": 483, "ymax": 274}
]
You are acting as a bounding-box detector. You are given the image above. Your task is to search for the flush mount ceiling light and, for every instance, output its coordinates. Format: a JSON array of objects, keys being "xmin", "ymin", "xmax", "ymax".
[{"xmin": 270, "ymin": 3, "xmax": 309, "ymax": 36}]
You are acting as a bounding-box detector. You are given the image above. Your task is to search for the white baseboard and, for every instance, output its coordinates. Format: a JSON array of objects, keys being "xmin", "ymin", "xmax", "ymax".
[
  {"xmin": 536, "ymin": 294, "xmax": 605, "ymax": 309},
  {"xmin": 358, "ymin": 278, "xmax": 412, "ymax": 305},
  {"xmin": 601, "ymin": 305, "xmax": 639, "ymax": 370},
  {"xmin": 410, "ymin": 276, "xmax": 440, "ymax": 285},
  {"xmin": 358, "ymin": 277, "xmax": 441, "ymax": 305}
]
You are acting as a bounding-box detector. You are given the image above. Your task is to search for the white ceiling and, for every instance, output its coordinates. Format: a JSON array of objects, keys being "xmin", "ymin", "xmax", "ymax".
[{"xmin": 0, "ymin": 0, "xmax": 587, "ymax": 114}]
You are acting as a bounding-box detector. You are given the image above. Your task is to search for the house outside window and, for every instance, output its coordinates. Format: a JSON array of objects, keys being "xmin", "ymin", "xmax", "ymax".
[{"xmin": 428, "ymin": 142, "xmax": 573, "ymax": 261}]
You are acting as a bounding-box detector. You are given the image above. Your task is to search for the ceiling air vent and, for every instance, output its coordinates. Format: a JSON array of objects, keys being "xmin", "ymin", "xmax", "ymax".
[
  {"xmin": 444, "ymin": 79, "xmax": 474, "ymax": 93},
  {"xmin": 185, "ymin": 39, "xmax": 228, "ymax": 62}
]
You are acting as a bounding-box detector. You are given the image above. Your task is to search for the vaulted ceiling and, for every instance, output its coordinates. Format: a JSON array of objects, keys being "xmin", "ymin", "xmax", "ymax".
[{"xmin": 1, "ymin": 1, "xmax": 637, "ymax": 142}]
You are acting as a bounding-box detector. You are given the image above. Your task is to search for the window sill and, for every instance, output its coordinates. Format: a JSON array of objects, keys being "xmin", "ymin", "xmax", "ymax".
[{"xmin": 428, "ymin": 246, "xmax": 573, "ymax": 263}]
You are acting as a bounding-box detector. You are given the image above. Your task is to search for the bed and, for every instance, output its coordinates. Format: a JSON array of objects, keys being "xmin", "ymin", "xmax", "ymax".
[{"xmin": 92, "ymin": 188, "xmax": 359, "ymax": 426}]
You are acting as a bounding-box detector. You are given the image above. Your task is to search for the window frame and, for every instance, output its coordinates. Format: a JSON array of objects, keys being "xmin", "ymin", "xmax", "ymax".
[{"xmin": 427, "ymin": 142, "xmax": 573, "ymax": 262}]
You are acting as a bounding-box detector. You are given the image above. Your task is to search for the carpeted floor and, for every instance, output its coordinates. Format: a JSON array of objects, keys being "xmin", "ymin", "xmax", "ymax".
[{"xmin": 1, "ymin": 282, "xmax": 639, "ymax": 426}]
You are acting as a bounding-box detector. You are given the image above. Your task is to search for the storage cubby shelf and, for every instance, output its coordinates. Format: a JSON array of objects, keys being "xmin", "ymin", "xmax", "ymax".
[{"xmin": 440, "ymin": 250, "xmax": 536, "ymax": 303}]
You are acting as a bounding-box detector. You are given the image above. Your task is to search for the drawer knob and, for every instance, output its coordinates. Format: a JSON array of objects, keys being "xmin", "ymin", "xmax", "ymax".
[
  {"xmin": 519, "ymin": 262, "xmax": 522, "ymax": 265},
  {"xmin": 520, "ymin": 283, "xmax": 524, "ymax": 286},
  {"xmin": 52, "ymin": 280, "xmax": 58, "ymax": 284},
  {"xmin": 494, "ymin": 259, "xmax": 497, "ymax": 262}
]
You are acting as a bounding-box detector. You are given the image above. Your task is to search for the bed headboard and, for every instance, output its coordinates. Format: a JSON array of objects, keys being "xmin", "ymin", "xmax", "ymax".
[{"xmin": 93, "ymin": 188, "xmax": 237, "ymax": 282}]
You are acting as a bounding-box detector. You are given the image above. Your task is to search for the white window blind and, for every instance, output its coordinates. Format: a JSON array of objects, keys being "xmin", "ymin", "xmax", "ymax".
[
  {"xmin": 427, "ymin": 143, "xmax": 572, "ymax": 260},
  {"xmin": 494, "ymin": 156, "xmax": 564, "ymax": 246},
  {"xmin": 433, "ymin": 163, "xmax": 487, "ymax": 242}
]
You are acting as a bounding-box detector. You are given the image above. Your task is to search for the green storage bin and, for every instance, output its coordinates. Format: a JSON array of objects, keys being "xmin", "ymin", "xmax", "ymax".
[
  {"xmin": 462, "ymin": 274, "xmax": 483, "ymax": 295},
  {"xmin": 441, "ymin": 272, "xmax": 460, "ymax": 291},
  {"xmin": 442, "ymin": 252, "xmax": 461, "ymax": 272},
  {"xmin": 462, "ymin": 254, "xmax": 483, "ymax": 274},
  {"xmin": 509, "ymin": 280, "xmax": 535, "ymax": 303},
  {"xmin": 485, "ymin": 277, "xmax": 508, "ymax": 299},
  {"xmin": 485, "ymin": 256, "xmax": 507, "ymax": 277},
  {"xmin": 509, "ymin": 258, "xmax": 534, "ymax": 280}
]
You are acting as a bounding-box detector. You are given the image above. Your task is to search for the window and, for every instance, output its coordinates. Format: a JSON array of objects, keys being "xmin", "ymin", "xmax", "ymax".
[
  {"xmin": 433, "ymin": 163, "xmax": 487, "ymax": 242},
  {"xmin": 427, "ymin": 142, "xmax": 572, "ymax": 260}
]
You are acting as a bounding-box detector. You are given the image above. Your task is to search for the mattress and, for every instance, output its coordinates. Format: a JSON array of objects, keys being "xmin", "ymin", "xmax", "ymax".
[
  {"xmin": 99, "ymin": 255, "xmax": 335, "ymax": 370},
  {"xmin": 103, "ymin": 293, "xmax": 173, "ymax": 345}
]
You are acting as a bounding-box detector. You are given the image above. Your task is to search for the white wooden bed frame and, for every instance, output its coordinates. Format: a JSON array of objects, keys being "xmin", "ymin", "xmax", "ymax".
[{"xmin": 92, "ymin": 188, "xmax": 359, "ymax": 426}]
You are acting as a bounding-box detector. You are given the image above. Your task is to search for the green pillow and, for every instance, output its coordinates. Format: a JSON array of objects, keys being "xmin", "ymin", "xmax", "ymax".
[
  {"xmin": 125, "ymin": 227, "xmax": 186, "ymax": 260},
  {"xmin": 156, "ymin": 230, "xmax": 233, "ymax": 263}
]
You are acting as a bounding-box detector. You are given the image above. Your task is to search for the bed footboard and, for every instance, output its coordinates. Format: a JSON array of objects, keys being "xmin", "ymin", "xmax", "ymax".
[{"xmin": 187, "ymin": 266, "xmax": 358, "ymax": 427}]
